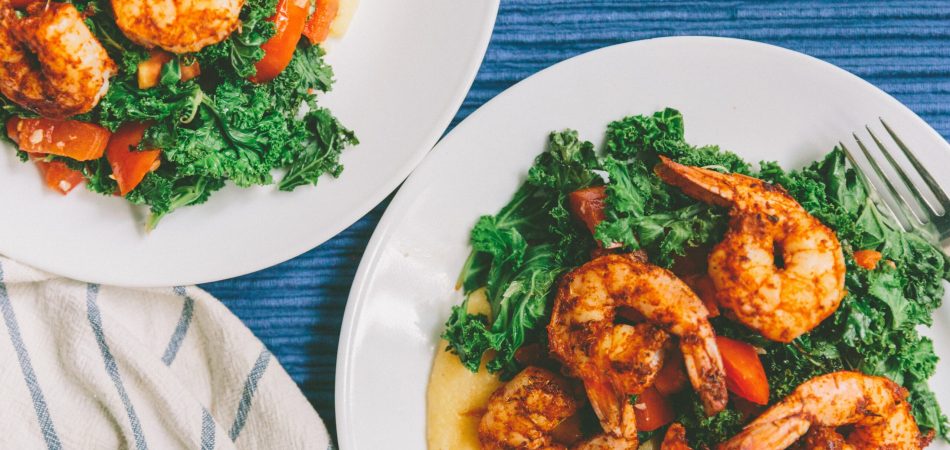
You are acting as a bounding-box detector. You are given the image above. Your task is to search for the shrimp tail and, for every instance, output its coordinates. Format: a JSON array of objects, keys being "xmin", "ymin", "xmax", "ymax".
[
  {"xmin": 584, "ymin": 378, "xmax": 637, "ymax": 439},
  {"xmin": 661, "ymin": 423, "xmax": 692, "ymax": 450},
  {"xmin": 654, "ymin": 156, "xmax": 740, "ymax": 208},
  {"xmin": 680, "ymin": 338, "xmax": 728, "ymax": 415}
]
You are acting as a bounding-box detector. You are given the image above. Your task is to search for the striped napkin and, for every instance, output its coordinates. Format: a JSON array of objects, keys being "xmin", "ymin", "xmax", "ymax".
[{"xmin": 0, "ymin": 256, "xmax": 332, "ymax": 449}]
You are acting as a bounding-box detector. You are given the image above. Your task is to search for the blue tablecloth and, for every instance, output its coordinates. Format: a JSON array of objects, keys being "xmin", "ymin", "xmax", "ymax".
[{"xmin": 201, "ymin": 0, "xmax": 950, "ymax": 439}]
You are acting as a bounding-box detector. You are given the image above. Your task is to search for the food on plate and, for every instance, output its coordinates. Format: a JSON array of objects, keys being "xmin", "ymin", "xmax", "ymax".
[
  {"xmin": 430, "ymin": 109, "xmax": 947, "ymax": 448},
  {"xmin": 656, "ymin": 156, "xmax": 847, "ymax": 343},
  {"xmin": 0, "ymin": 0, "xmax": 358, "ymax": 229},
  {"xmin": 720, "ymin": 371, "xmax": 932, "ymax": 449},
  {"xmin": 548, "ymin": 253, "xmax": 727, "ymax": 442}
]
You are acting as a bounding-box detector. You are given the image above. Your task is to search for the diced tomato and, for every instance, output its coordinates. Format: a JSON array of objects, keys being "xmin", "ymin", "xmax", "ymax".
[
  {"xmin": 11, "ymin": 118, "xmax": 110, "ymax": 161},
  {"xmin": 568, "ymin": 186, "xmax": 607, "ymax": 236},
  {"xmin": 31, "ymin": 156, "xmax": 84, "ymax": 195},
  {"xmin": 251, "ymin": 0, "xmax": 310, "ymax": 83},
  {"xmin": 654, "ymin": 349, "xmax": 688, "ymax": 396},
  {"xmin": 854, "ymin": 249, "xmax": 883, "ymax": 270},
  {"xmin": 716, "ymin": 336, "xmax": 769, "ymax": 405},
  {"xmin": 633, "ymin": 386, "xmax": 675, "ymax": 432},
  {"xmin": 106, "ymin": 122, "xmax": 161, "ymax": 195},
  {"xmin": 6, "ymin": 117, "xmax": 20, "ymax": 143},
  {"xmin": 302, "ymin": 0, "xmax": 340, "ymax": 44},
  {"xmin": 138, "ymin": 50, "xmax": 200, "ymax": 89}
]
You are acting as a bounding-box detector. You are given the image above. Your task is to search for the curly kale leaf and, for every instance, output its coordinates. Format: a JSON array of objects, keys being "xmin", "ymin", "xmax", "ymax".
[{"xmin": 279, "ymin": 107, "xmax": 358, "ymax": 191}]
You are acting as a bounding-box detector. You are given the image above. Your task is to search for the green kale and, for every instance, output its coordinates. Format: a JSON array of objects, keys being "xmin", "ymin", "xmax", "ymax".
[
  {"xmin": 595, "ymin": 109, "xmax": 732, "ymax": 266},
  {"xmin": 444, "ymin": 131, "xmax": 599, "ymax": 376},
  {"xmin": 673, "ymin": 394, "xmax": 745, "ymax": 449},
  {"xmin": 279, "ymin": 107, "xmax": 358, "ymax": 191}
]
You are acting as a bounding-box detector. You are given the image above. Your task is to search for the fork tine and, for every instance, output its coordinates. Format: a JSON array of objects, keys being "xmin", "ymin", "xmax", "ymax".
[
  {"xmin": 853, "ymin": 133, "xmax": 926, "ymax": 227},
  {"xmin": 839, "ymin": 141, "xmax": 907, "ymax": 230},
  {"xmin": 865, "ymin": 126, "xmax": 937, "ymax": 221},
  {"xmin": 880, "ymin": 119, "xmax": 950, "ymax": 214}
]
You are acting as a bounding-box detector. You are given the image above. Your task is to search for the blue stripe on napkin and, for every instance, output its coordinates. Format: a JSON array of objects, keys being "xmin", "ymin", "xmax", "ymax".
[
  {"xmin": 87, "ymin": 283, "xmax": 149, "ymax": 450},
  {"xmin": 162, "ymin": 286, "xmax": 196, "ymax": 366},
  {"xmin": 0, "ymin": 261, "xmax": 62, "ymax": 450},
  {"xmin": 201, "ymin": 407, "xmax": 215, "ymax": 450},
  {"xmin": 229, "ymin": 349, "xmax": 272, "ymax": 441}
]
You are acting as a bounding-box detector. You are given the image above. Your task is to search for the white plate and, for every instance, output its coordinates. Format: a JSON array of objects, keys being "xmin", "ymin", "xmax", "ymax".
[
  {"xmin": 0, "ymin": 0, "xmax": 499, "ymax": 287},
  {"xmin": 337, "ymin": 37, "xmax": 950, "ymax": 449}
]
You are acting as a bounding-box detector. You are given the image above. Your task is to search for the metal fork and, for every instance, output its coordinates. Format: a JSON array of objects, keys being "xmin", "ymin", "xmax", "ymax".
[{"xmin": 839, "ymin": 119, "xmax": 950, "ymax": 255}]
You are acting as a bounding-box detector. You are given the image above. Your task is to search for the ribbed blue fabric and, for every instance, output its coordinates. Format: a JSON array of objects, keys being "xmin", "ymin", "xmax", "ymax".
[{"xmin": 201, "ymin": 0, "xmax": 950, "ymax": 438}]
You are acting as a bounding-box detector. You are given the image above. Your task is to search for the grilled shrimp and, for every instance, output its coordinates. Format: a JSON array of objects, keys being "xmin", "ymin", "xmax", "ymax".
[
  {"xmin": 479, "ymin": 366, "xmax": 579, "ymax": 450},
  {"xmin": 0, "ymin": 1, "xmax": 116, "ymax": 118},
  {"xmin": 719, "ymin": 371, "xmax": 932, "ymax": 450},
  {"xmin": 661, "ymin": 423, "xmax": 692, "ymax": 450},
  {"xmin": 655, "ymin": 157, "xmax": 846, "ymax": 342},
  {"xmin": 112, "ymin": 0, "xmax": 244, "ymax": 54},
  {"xmin": 548, "ymin": 254, "xmax": 727, "ymax": 441}
]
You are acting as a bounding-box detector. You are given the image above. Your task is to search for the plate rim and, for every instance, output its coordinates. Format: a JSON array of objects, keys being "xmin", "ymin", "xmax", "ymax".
[
  {"xmin": 0, "ymin": 0, "xmax": 501, "ymax": 287},
  {"xmin": 335, "ymin": 35, "xmax": 950, "ymax": 448}
]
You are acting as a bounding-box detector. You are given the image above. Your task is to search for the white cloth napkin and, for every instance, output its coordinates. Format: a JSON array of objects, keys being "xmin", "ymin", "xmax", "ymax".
[{"xmin": 0, "ymin": 256, "xmax": 332, "ymax": 450}]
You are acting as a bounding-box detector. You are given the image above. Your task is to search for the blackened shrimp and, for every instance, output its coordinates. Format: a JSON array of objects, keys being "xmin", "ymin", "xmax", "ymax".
[
  {"xmin": 478, "ymin": 366, "xmax": 578, "ymax": 450},
  {"xmin": 719, "ymin": 371, "xmax": 931, "ymax": 450},
  {"xmin": 656, "ymin": 157, "xmax": 846, "ymax": 343},
  {"xmin": 548, "ymin": 254, "xmax": 727, "ymax": 441}
]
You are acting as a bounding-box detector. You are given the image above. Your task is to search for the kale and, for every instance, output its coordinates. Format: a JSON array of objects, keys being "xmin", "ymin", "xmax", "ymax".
[
  {"xmin": 442, "ymin": 108, "xmax": 949, "ymax": 443},
  {"xmin": 279, "ymin": 107, "xmax": 358, "ymax": 191},
  {"xmin": 595, "ymin": 109, "xmax": 733, "ymax": 267},
  {"xmin": 443, "ymin": 131, "xmax": 599, "ymax": 377}
]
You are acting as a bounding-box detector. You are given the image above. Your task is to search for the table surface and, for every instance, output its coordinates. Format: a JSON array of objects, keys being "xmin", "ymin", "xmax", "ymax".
[{"xmin": 201, "ymin": 0, "xmax": 950, "ymax": 440}]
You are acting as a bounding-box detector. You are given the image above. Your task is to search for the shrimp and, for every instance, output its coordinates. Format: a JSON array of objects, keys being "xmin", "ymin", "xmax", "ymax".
[
  {"xmin": 797, "ymin": 427, "xmax": 851, "ymax": 450},
  {"xmin": 478, "ymin": 366, "xmax": 579, "ymax": 450},
  {"xmin": 655, "ymin": 157, "xmax": 846, "ymax": 343},
  {"xmin": 548, "ymin": 253, "xmax": 727, "ymax": 441},
  {"xmin": 0, "ymin": 1, "xmax": 116, "ymax": 118},
  {"xmin": 573, "ymin": 434, "xmax": 637, "ymax": 450},
  {"xmin": 719, "ymin": 371, "xmax": 932, "ymax": 450},
  {"xmin": 661, "ymin": 423, "xmax": 692, "ymax": 450},
  {"xmin": 111, "ymin": 0, "xmax": 245, "ymax": 54}
]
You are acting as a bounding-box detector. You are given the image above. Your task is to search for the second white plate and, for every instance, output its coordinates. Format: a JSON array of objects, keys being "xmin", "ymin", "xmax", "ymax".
[
  {"xmin": 0, "ymin": 0, "xmax": 499, "ymax": 287},
  {"xmin": 336, "ymin": 37, "xmax": 950, "ymax": 449}
]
